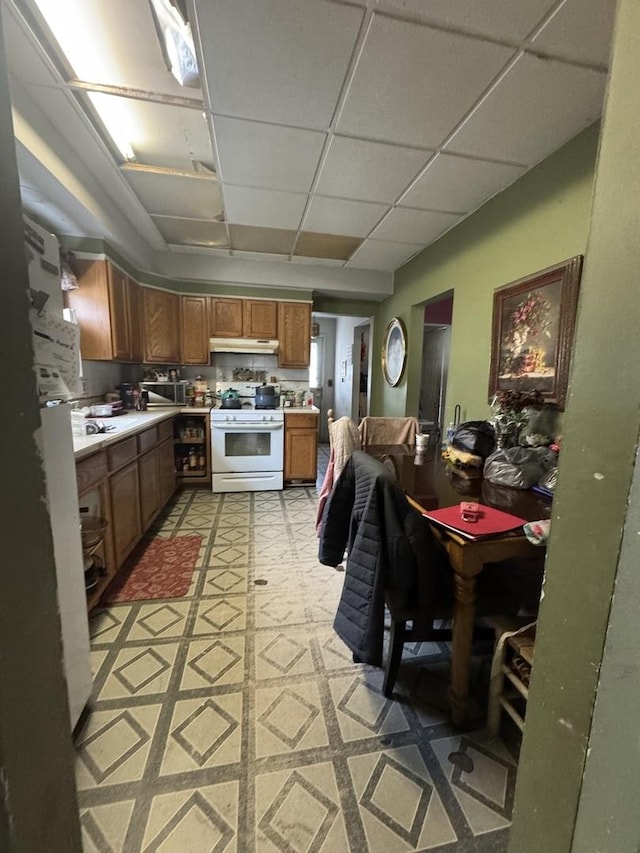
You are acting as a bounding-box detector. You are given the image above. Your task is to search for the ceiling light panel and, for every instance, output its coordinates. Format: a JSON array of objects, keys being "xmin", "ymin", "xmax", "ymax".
[
  {"xmin": 213, "ymin": 116, "xmax": 326, "ymax": 191},
  {"xmin": 123, "ymin": 170, "xmax": 223, "ymax": 219},
  {"xmin": 337, "ymin": 14, "xmax": 515, "ymax": 148},
  {"xmin": 398, "ymin": 153, "xmax": 525, "ymax": 213},
  {"xmin": 445, "ymin": 54, "xmax": 607, "ymax": 165},
  {"xmin": 315, "ymin": 136, "xmax": 432, "ymax": 204},
  {"xmin": 32, "ymin": 0, "xmax": 202, "ymax": 96},
  {"xmin": 371, "ymin": 208, "xmax": 461, "ymax": 244},
  {"xmin": 151, "ymin": 215, "xmax": 229, "ymax": 247},
  {"xmin": 531, "ymin": 0, "xmax": 617, "ymax": 67},
  {"xmin": 224, "ymin": 185, "xmax": 307, "ymax": 230},
  {"xmin": 304, "ymin": 196, "xmax": 388, "ymax": 238},
  {"xmin": 193, "ymin": 0, "xmax": 363, "ymax": 129},
  {"xmin": 86, "ymin": 96, "xmax": 214, "ymax": 169},
  {"xmin": 346, "ymin": 239, "xmax": 425, "ymax": 271},
  {"xmin": 373, "ymin": 0, "xmax": 557, "ymax": 40}
]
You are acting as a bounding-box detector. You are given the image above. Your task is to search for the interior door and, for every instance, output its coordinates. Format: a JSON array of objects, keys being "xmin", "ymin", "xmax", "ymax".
[{"xmin": 419, "ymin": 325, "xmax": 451, "ymax": 441}]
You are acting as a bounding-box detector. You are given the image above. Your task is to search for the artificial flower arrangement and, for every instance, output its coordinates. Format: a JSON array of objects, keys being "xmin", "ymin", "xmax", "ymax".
[{"xmin": 490, "ymin": 388, "xmax": 546, "ymax": 447}]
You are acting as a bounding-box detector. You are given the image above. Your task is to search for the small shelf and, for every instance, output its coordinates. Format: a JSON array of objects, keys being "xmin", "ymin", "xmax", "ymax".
[
  {"xmin": 174, "ymin": 438, "xmax": 206, "ymax": 445},
  {"xmin": 177, "ymin": 469, "xmax": 208, "ymax": 478}
]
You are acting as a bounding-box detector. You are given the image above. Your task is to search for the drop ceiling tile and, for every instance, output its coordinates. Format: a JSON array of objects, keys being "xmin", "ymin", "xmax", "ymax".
[
  {"xmin": 90, "ymin": 95, "xmax": 213, "ymax": 170},
  {"xmin": 151, "ymin": 217, "xmax": 229, "ymax": 247},
  {"xmin": 229, "ymin": 224, "xmax": 296, "ymax": 254},
  {"xmin": 445, "ymin": 53, "xmax": 606, "ymax": 164},
  {"xmin": 531, "ymin": 0, "xmax": 617, "ymax": 68},
  {"xmin": 315, "ymin": 136, "xmax": 431, "ymax": 203},
  {"xmin": 370, "ymin": 208, "xmax": 461, "ymax": 245},
  {"xmin": 232, "ymin": 250, "xmax": 290, "ymax": 263},
  {"xmin": 373, "ymin": 0, "xmax": 557, "ymax": 40},
  {"xmin": 123, "ymin": 170, "xmax": 223, "ymax": 218},
  {"xmin": 223, "ymin": 185, "xmax": 307, "ymax": 229},
  {"xmin": 294, "ymin": 232, "xmax": 362, "ymax": 261},
  {"xmin": 213, "ymin": 116, "xmax": 326, "ymax": 191},
  {"xmin": 346, "ymin": 239, "xmax": 425, "ymax": 271},
  {"xmin": 289, "ymin": 255, "xmax": 345, "ymax": 267},
  {"xmin": 337, "ymin": 15, "xmax": 515, "ymax": 148},
  {"xmin": 303, "ymin": 196, "xmax": 388, "ymax": 237},
  {"xmin": 398, "ymin": 154, "xmax": 525, "ymax": 213},
  {"xmin": 195, "ymin": 0, "xmax": 364, "ymax": 129}
]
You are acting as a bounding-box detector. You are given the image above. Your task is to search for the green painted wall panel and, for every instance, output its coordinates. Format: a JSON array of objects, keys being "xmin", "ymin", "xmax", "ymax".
[{"xmin": 370, "ymin": 124, "xmax": 599, "ymax": 422}]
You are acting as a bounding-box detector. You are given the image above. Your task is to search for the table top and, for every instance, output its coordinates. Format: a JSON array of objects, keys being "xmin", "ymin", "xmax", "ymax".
[{"xmin": 369, "ymin": 445, "xmax": 552, "ymax": 523}]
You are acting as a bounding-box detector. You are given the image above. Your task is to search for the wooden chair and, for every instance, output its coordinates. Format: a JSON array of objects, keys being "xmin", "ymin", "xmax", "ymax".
[{"xmin": 487, "ymin": 618, "xmax": 537, "ymax": 735}]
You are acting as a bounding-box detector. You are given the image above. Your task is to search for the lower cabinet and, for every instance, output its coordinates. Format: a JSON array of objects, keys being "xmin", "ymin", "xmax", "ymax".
[
  {"xmin": 139, "ymin": 446, "xmax": 160, "ymax": 530},
  {"xmin": 78, "ymin": 417, "xmax": 178, "ymax": 610},
  {"xmin": 284, "ymin": 412, "xmax": 319, "ymax": 482},
  {"xmin": 158, "ymin": 436, "xmax": 177, "ymax": 506},
  {"xmin": 109, "ymin": 461, "xmax": 142, "ymax": 568}
]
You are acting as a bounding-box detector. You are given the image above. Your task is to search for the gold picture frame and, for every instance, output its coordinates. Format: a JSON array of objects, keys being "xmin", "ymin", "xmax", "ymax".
[{"xmin": 382, "ymin": 317, "xmax": 407, "ymax": 386}]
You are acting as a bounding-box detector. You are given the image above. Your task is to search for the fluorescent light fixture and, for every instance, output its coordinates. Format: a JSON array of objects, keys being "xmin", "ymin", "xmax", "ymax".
[
  {"xmin": 32, "ymin": 0, "xmax": 138, "ymax": 161},
  {"xmin": 148, "ymin": 0, "xmax": 200, "ymax": 88}
]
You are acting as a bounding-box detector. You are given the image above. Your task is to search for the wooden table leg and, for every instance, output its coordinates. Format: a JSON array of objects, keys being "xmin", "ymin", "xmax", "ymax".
[{"xmin": 449, "ymin": 567, "xmax": 477, "ymax": 728}]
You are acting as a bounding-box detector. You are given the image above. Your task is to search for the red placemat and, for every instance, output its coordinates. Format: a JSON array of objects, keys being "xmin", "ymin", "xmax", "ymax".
[{"xmin": 422, "ymin": 503, "xmax": 527, "ymax": 540}]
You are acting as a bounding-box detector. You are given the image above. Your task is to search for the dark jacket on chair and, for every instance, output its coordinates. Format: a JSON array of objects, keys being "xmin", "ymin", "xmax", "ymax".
[{"xmin": 318, "ymin": 451, "xmax": 451, "ymax": 666}]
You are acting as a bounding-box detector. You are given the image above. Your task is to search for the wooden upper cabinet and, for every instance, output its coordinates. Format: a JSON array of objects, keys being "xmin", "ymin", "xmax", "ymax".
[
  {"xmin": 209, "ymin": 297, "xmax": 243, "ymax": 338},
  {"xmin": 142, "ymin": 288, "xmax": 180, "ymax": 363},
  {"xmin": 181, "ymin": 295, "xmax": 210, "ymax": 365},
  {"xmin": 278, "ymin": 302, "xmax": 311, "ymax": 368},
  {"xmin": 243, "ymin": 299, "xmax": 278, "ymax": 339},
  {"xmin": 66, "ymin": 259, "xmax": 140, "ymax": 362},
  {"xmin": 128, "ymin": 280, "xmax": 143, "ymax": 362}
]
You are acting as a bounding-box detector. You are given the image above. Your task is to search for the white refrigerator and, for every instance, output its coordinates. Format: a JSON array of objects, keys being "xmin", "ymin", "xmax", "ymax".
[{"xmin": 27, "ymin": 215, "xmax": 92, "ymax": 730}]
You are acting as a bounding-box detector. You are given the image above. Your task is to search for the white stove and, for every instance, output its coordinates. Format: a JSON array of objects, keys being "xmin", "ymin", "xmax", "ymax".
[{"xmin": 211, "ymin": 382, "xmax": 284, "ymax": 492}]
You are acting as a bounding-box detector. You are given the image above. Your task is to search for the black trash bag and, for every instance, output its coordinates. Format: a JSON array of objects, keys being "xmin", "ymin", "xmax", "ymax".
[
  {"xmin": 484, "ymin": 447, "xmax": 558, "ymax": 489},
  {"xmin": 451, "ymin": 420, "xmax": 496, "ymax": 459}
]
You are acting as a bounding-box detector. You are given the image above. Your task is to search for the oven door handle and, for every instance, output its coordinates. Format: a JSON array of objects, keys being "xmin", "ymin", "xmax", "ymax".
[{"xmin": 211, "ymin": 422, "xmax": 284, "ymax": 431}]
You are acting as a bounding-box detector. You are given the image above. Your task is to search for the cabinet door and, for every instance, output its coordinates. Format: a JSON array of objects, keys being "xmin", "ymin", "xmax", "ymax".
[
  {"xmin": 142, "ymin": 288, "xmax": 180, "ymax": 363},
  {"xmin": 284, "ymin": 430, "xmax": 317, "ymax": 481},
  {"xmin": 278, "ymin": 303, "xmax": 311, "ymax": 368},
  {"xmin": 128, "ymin": 279, "xmax": 143, "ymax": 362},
  {"xmin": 209, "ymin": 297, "xmax": 243, "ymax": 337},
  {"xmin": 107, "ymin": 263, "xmax": 131, "ymax": 360},
  {"xmin": 158, "ymin": 437, "xmax": 177, "ymax": 506},
  {"xmin": 138, "ymin": 447, "xmax": 160, "ymax": 530},
  {"xmin": 65, "ymin": 259, "xmax": 113, "ymax": 360},
  {"xmin": 181, "ymin": 295, "xmax": 210, "ymax": 364},
  {"xmin": 109, "ymin": 462, "xmax": 142, "ymax": 568},
  {"xmin": 243, "ymin": 299, "xmax": 278, "ymax": 339}
]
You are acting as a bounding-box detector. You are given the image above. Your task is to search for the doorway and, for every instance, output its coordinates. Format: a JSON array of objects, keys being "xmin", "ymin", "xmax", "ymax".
[{"xmin": 419, "ymin": 295, "xmax": 453, "ymax": 443}]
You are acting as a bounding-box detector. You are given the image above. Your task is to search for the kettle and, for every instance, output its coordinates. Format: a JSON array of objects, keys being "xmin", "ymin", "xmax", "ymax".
[{"xmin": 221, "ymin": 388, "xmax": 239, "ymax": 401}]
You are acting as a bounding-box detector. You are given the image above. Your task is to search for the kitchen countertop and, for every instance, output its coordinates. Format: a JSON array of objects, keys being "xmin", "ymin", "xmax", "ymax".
[
  {"xmin": 283, "ymin": 406, "xmax": 320, "ymax": 414},
  {"xmin": 72, "ymin": 408, "xmax": 201, "ymax": 461}
]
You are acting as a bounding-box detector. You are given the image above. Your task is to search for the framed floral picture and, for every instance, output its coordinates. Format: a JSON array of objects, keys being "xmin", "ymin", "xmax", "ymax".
[{"xmin": 488, "ymin": 256, "xmax": 583, "ymax": 409}]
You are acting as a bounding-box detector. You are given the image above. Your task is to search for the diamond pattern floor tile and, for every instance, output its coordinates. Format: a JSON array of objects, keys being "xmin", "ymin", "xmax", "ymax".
[{"xmin": 77, "ymin": 483, "xmax": 518, "ymax": 852}]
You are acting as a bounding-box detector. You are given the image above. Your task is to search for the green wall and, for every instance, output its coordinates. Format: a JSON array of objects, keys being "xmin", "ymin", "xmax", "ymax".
[{"xmin": 371, "ymin": 123, "xmax": 600, "ymax": 422}]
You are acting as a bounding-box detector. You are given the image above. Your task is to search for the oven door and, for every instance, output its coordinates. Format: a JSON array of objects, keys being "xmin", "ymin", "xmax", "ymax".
[{"xmin": 211, "ymin": 420, "xmax": 284, "ymax": 473}]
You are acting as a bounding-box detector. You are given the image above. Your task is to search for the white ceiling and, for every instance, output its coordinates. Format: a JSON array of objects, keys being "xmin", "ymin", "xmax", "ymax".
[{"xmin": 1, "ymin": 0, "xmax": 616, "ymax": 299}]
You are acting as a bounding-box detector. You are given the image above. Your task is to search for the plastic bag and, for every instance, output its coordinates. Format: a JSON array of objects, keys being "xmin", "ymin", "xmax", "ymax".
[
  {"xmin": 484, "ymin": 447, "xmax": 557, "ymax": 489},
  {"xmin": 538, "ymin": 466, "xmax": 558, "ymax": 492},
  {"xmin": 451, "ymin": 420, "xmax": 496, "ymax": 459}
]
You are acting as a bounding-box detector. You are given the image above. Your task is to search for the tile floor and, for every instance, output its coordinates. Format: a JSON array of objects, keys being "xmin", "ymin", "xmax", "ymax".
[{"xmin": 76, "ymin": 447, "xmax": 516, "ymax": 852}]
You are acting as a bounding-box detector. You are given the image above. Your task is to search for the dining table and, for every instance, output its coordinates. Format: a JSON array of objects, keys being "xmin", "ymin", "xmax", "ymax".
[{"xmin": 369, "ymin": 443, "xmax": 552, "ymax": 727}]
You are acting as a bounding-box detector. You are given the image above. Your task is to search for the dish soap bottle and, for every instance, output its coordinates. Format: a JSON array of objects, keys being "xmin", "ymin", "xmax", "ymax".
[{"xmin": 188, "ymin": 447, "xmax": 197, "ymax": 470}]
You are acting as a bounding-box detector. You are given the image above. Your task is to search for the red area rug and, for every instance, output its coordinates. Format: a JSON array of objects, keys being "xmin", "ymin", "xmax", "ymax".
[{"xmin": 104, "ymin": 535, "xmax": 202, "ymax": 603}]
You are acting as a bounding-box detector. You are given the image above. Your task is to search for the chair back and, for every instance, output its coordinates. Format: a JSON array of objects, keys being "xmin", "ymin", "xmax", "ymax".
[{"xmin": 359, "ymin": 416, "xmax": 420, "ymax": 447}]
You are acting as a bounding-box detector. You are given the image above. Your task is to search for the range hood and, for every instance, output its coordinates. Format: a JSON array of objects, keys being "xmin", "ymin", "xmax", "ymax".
[{"xmin": 209, "ymin": 337, "xmax": 280, "ymax": 354}]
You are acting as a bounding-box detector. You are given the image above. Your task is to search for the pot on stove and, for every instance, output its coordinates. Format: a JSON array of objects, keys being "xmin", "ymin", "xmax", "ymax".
[{"xmin": 255, "ymin": 384, "xmax": 278, "ymax": 409}]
